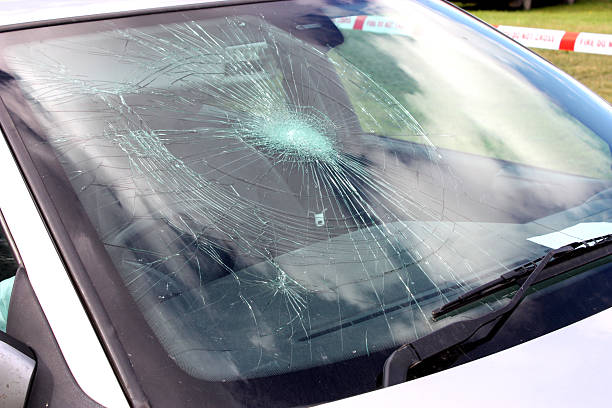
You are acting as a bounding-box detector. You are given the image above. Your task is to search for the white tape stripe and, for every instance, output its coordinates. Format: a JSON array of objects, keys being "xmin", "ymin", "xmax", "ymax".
[
  {"xmin": 574, "ymin": 32, "xmax": 612, "ymax": 55},
  {"xmin": 496, "ymin": 25, "xmax": 566, "ymax": 51},
  {"xmin": 332, "ymin": 16, "xmax": 357, "ymax": 30}
]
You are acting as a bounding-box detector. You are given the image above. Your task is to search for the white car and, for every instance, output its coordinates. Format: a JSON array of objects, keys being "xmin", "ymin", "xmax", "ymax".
[{"xmin": 0, "ymin": 1, "xmax": 611, "ymax": 407}]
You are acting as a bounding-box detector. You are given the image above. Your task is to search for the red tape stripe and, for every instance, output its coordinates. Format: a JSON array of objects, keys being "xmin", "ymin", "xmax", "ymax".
[
  {"xmin": 353, "ymin": 15, "xmax": 366, "ymax": 30},
  {"xmin": 560, "ymin": 31, "xmax": 579, "ymax": 51}
]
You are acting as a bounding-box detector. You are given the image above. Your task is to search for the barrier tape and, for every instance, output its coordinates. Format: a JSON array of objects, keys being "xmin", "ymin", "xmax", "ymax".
[
  {"xmin": 332, "ymin": 16, "xmax": 612, "ymax": 56},
  {"xmin": 495, "ymin": 25, "xmax": 612, "ymax": 55},
  {"xmin": 333, "ymin": 16, "xmax": 411, "ymax": 36}
]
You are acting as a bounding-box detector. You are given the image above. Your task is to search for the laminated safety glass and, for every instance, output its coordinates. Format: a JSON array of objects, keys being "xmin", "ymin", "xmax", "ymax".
[{"xmin": 1, "ymin": 0, "xmax": 611, "ymax": 388}]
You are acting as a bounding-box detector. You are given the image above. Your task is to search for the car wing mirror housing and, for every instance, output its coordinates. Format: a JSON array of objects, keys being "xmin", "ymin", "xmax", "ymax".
[{"xmin": 0, "ymin": 330, "xmax": 36, "ymax": 408}]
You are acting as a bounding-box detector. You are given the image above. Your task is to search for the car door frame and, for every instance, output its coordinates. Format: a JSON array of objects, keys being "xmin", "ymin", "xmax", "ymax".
[{"xmin": 0, "ymin": 111, "xmax": 131, "ymax": 408}]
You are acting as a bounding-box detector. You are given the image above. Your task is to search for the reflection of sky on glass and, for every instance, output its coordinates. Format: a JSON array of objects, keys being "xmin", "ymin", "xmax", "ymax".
[{"xmin": 335, "ymin": 1, "xmax": 611, "ymax": 179}]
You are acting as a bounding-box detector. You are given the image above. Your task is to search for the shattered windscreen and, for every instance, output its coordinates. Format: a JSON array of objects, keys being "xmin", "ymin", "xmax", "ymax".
[{"xmin": 1, "ymin": 0, "xmax": 612, "ymax": 404}]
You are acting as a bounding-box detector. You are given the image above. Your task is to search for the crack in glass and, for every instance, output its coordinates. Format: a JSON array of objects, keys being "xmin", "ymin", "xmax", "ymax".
[{"xmin": 3, "ymin": 15, "xmax": 528, "ymax": 381}]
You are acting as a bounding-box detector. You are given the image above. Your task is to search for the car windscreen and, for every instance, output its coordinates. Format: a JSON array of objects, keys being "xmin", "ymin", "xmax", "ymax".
[{"xmin": 1, "ymin": 0, "xmax": 611, "ymax": 406}]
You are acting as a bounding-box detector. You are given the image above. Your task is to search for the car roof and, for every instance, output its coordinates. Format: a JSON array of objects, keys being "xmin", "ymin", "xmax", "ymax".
[{"xmin": 0, "ymin": 0, "xmax": 220, "ymax": 28}]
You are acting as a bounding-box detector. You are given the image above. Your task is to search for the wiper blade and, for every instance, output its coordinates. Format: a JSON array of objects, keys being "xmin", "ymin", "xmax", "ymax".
[
  {"xmin": 382, "ymin": 233, "xmax": 612, "ymax": 387},
  {"xmin": 433, "ymin": 233, "xmax": 612, "ymax": 319},
  {"xmin": 432, "ymin": 259, "xmax": 539, "ymax": 319}
]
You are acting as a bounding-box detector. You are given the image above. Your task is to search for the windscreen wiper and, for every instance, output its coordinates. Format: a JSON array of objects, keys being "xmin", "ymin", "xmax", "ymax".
[{"xmin": 382, "ymin": 233, "xmax": 612, "ymax": 387}]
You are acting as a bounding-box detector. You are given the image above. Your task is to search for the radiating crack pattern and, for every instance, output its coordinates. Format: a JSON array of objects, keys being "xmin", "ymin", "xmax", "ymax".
[{"xmin": 3, "ymin": 15, "xmax": 521, "ymax": 381}]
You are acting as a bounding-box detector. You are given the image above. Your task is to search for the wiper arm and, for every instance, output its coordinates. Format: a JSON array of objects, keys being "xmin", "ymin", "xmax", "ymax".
[
  {"xmin": 382, "ymin": 233, "xmax": 612, "ymax": 387},
  {"xmin": 433, "ymin": 233, "xmax": 612, "ymax": 319}
]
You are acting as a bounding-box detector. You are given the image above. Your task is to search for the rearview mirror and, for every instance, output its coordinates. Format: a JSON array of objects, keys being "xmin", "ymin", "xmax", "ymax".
[
  {"xmin": 271, "ymin": 11, "xmax": 344, "ymax": 50},
  {"xmin": 0, "ymin": 330, "xmax": 36, "ymax": 408}
]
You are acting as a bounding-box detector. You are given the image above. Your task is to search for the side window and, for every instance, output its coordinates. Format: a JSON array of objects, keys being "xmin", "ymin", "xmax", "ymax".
[{"xmin": 0, "ymin": 217, "xmax": 19, "ymax": 332}]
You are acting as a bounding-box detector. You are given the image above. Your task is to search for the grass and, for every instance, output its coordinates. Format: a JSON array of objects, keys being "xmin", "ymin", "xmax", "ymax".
[
  {"xmin": 535, "ymin": 50, "xmax": 612, "ymax": 102},
  {"xmin": 464, "ymin": 0, "xmax": 612, "ymax": 33},
  {"xmin": 459, "ymin": 0, "xmax": 612, "ymax": 102}
]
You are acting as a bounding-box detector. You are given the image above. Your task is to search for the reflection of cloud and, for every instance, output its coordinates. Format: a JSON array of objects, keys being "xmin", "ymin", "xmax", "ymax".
[{"xmin": 352, "ymin": 2, "xmax": 610, "ymax": 179}]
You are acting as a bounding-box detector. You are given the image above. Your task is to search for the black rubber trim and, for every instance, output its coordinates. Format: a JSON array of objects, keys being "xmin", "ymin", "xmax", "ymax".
[
  {"xmin": 0, "ymin": 97, "xmax": 145, "ymax": 407},
  {"xmin": 0, "ymin": 208, "xmax": 23, "ymax": 266},
  {"xmin": 0, "ymin": 0, "xmax": 283, "ymax": 33},
  {"xmin": 7, "ymin": 268, "xmax": 103, "ymax": 408}
]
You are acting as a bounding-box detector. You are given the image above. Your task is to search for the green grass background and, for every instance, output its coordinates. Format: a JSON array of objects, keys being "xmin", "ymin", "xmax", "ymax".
[{"xmin": 464, "ymin": 0, "xmax": 612, "ymax": 102}]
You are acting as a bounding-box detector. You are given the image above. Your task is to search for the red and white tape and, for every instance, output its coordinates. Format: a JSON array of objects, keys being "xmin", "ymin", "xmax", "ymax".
[
  {"xmin": 332, "ymin": 16, "xmax": 612, "ymax": 56},
  {"xmin": 495, "ymin": 25, "xmax": 612, "ymax": 56},
  {"xmin": 333, "ymin": 16, "xmax": 410, "ymax": 36}
]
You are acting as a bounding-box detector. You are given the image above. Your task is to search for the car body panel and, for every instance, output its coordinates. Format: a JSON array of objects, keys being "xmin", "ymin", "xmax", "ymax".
[
  {"xmin": 325, "ymin": 305, "xmax": 612, "ymax": 407},
  {"xmin": 0, "ymin": 0, "xmax": 216, "ymax": 27}
]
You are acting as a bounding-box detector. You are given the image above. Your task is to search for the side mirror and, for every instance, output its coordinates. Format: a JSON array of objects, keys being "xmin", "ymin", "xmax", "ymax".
[{"xmin": 0, "ymin": 330, "xmax": 35, "ymax": 408}]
